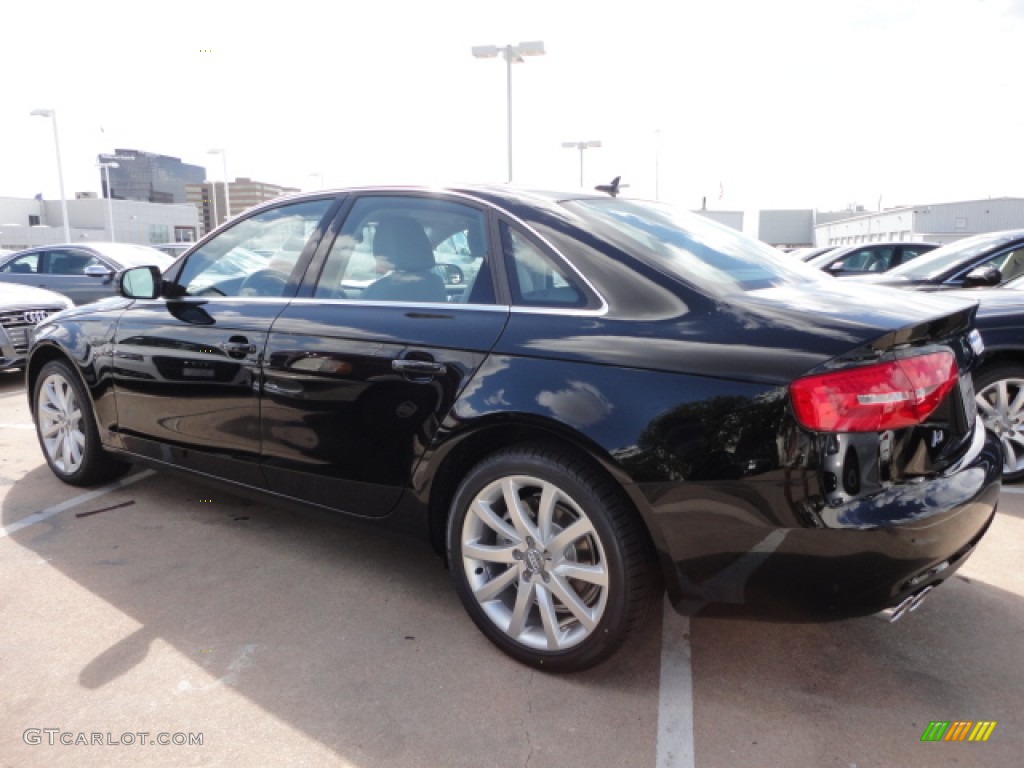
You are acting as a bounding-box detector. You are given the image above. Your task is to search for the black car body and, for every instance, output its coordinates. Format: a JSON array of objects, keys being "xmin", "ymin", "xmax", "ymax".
[
  {"xmin": 0, "ymin": 242, "xmax": 173, "ymax": 305},
  {"xmin": 807, "ymin": 241, "xmax": 939, "ymax": 277},
  {"xmin": 25, "ymin": 186, "xmax": 1002, "ymax": 671},
  {"xmin": 848, "ymin": 229, "xmax": 1024, "ymax": 290}
]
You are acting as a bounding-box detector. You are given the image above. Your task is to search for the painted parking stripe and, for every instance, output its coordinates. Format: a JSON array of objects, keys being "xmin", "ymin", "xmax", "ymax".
[
  {"xmin": 657, "ymin": 598, "xmax": 695, "ymax": 768},
  {"xmin": 1003, "ymin": 486, "xmax": 1023, "ymax": 495},
  {"xmin": 0, "ymin": 423, "xmax": 34, "ymax": 429},
  {"xmin": 0, "ymin": 470, "xmax": 154, "ymax": 538}
]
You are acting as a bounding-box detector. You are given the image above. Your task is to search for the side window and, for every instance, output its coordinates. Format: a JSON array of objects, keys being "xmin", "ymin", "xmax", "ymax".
[
  {"xmin": 313, "ymin": 196, "xmax": 492, "ymax": 304},
  {"xmin": 175, "ymin": 199, "xmax": 332, "ymax": 297},
  {"xmin": 0, "ymin": 253, "xmax": 40, "ymax": 274},
  {"xmin": 500, "ymin": 222, "xmax": 586, "ymax": 307},
  {"xmin": 995, "ymin": 246, "xmax": 1024, "ymax": 282},
  {"xmin": 46, "ymin": 249, "xmax": 101, "ymax": 275}
]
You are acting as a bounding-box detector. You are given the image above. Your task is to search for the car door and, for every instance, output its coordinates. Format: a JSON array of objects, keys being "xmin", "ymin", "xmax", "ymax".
[
  {"xmin": 260, "ymin": 193, "xmax": 508, "ymax": 517},
  {"xmin": 111, "ymin": 197, "xmax": 338, "ymax": 485}
]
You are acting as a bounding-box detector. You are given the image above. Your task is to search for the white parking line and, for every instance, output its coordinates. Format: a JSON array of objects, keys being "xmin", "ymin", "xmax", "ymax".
[
  {"xmin": 1003, "ymin": 486, "xmax": 1023, "ymax": 495},
  {"xmin": 657, "ymin": 598, "xmax": 695, "ymax": 768},
  {"xmin": 0, "ymin": 470, "xmax": 154, "ymax": 538},
  {"xmin": 0, "ymin": 423, "xmax": 34, "ymax": 429}
]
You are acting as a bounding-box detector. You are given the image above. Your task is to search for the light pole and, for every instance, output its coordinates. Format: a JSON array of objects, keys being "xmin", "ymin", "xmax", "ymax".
[
  {"xmin": 561, "ymin": 141, "xmax": 602, "ymax": 187},
  {"xmin": 471, "ymin": 41, "xmax": 545, "ymax": 183},
  {"xmin": 208, "ymin": 148, "xmax": 230, "ymax": 221},
  {"xmin": 30, "ymin": 108, "xmax": 71, "ymax": 241},
  {"xmin": 96, "ymin": 161, "xmax": 119, "ymax": 241}
]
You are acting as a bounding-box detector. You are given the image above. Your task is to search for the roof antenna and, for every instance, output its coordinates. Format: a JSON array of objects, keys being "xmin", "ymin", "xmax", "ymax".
[{"xmin": 595, "ymin": 176, "xmax": 628, "ymax": 198}]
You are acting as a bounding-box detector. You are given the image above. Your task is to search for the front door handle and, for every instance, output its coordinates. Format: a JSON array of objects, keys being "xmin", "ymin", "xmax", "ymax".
[
  {"xmin": 392, "ymin": 359, "xmax": 447, "ymax": 376},
  {"xmin": 220, "ymin": 336, "xmax": 257, "ymax": 359}
]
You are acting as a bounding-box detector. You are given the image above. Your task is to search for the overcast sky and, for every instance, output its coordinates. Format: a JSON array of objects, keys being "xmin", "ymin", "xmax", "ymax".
[{"xmin": 3, "ymin": 0, "xmax": 1022, "ymax": 214}]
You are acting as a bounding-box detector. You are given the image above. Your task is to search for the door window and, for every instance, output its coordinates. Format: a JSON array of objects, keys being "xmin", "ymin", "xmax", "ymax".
[
  {"xmin": 314, "ymin": 196, "xmax": 492, "ymax": 304},
  {"xmin": 175, "ymin": 199, "xmax": 333, "ymax": 297},
  {"xmin": 500, "ymin": 221, "xmax": 587, "ymax": 307},
  {"xmin": 0, "ymin": 253, "xmax": 40, "ymax": 274}
]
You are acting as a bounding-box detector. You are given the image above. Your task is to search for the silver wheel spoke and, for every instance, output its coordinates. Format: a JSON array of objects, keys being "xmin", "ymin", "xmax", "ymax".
[
  {"xmin": 502, "ymin": 479, "xmax": 539, "ymax": 542},
  {"xmin": 535, "ymin": 585, "xmax": 561, "ymax": 649},
  {"xmin": 554, "ymin": 561, "xmax": 608, "ymax": 587},
  {"xmin": 536, "ymin": 484, "xmax": 557, "ymax": 542},
  {"xmin": 473, "ymin": 566, "xmax": 519, "ymax": 603},
  {"xmin": 546, "ymin": 518, "xmax": 594, "ymax": 558},
  {"xmin": 472, "ymin": 499, "xmax": 520, "ymax": 543},
  {"xmin": 1007, "ymin": 386, "xmax": 1024, "ymax": 418},
  {"xmin": 976, "ymin": 397, "xmax": 997, "ymax": 419},
  {"xmin": 507, "ymin": 580, "xmax": 535, "ymax": 638},
  {"xmin": 463, "ymin": 540, "xmax": 519, "ymax": 564},
  {"xmin": 1003, "ymin": 435, "xmax": 1022, "ymax": 472},
  {"xmin": 547, "ymin": 574, "xmax": 598, "ymax": 632}
]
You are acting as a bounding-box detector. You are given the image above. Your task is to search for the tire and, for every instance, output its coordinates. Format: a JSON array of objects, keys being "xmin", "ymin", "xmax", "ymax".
[
  {"xmin": 447, "ymin": 444, "xmax": 657, "ymax": 672},
  {"xmin": 974, "ymin": 362, "xmax": 1024, "ymax": 483},
  {"xmin": 33, "ymin": 360, "xmax": 131, "ymax": 486}
]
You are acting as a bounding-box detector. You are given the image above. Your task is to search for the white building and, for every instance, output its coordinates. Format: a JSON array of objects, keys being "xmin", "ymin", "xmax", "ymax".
[
  {"xmin": 0, "ymin": 195, "xmax": 200, "ymax": 251},
  {"xmin": 815, "ymin": 197, "xmax": 1024, "ymax": 246}
]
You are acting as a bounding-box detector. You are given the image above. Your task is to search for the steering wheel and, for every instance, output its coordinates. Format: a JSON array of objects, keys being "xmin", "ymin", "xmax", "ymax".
[{"xmin": 239, "ymin": 269, "xmax": 288, "ymax": 297}]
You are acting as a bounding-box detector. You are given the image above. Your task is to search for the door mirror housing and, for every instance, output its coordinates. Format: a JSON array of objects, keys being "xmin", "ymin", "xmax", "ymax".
[
  {"xmin": 962, "ymin": 265, "xmax": 1001, "ymax": 288},
  {"xmin": 118, "ymin": 266, "xmax": 162, "ymax": 299},
  {"xmin": 84, "ymin": 264, "xmax": 115, "ymax": 278}
]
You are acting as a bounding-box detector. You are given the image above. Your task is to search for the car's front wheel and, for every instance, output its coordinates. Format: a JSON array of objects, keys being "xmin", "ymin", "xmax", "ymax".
[
  {"xmin": 974, "ymin": 362, "xmax": 1024, "ymax": 483},
  {"xmin": 33, "ymin": 360, "xmax": 130, "ymax": 486},
  {"xmin": 447, "ymin": 444, "xmax": 656, "ymax": 672}
]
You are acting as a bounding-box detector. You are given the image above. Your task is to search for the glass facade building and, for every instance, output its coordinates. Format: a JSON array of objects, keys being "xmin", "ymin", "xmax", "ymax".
[{"xmin": 99, "ymin": 149, "xmax": 206, "ymax": 204}]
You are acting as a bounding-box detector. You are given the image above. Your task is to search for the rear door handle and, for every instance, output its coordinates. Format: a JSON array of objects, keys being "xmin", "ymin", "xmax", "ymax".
[{"xmin": 392, "ymin": 359, "xmax": 447, "ymax": 376}]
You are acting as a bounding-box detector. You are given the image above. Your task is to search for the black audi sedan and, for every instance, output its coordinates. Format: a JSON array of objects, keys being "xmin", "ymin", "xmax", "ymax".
[{"xmin": 26, "ymin": 186, "xmax": 1002, "ymax": 671}]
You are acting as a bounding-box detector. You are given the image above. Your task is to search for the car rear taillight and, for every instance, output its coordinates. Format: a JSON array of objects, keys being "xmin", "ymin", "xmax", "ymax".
[{"xmin": 790, "ymin": 351, "xmax": 958, "ymax": 432}]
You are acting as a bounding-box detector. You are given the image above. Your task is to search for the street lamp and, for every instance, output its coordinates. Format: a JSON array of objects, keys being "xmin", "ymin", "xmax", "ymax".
[
  {"xmin": 208, "ymin": 148, "xmax": 231, "ymax": 222},
  {"xmin": 561, "ymin": 141, "xmax": 602, "ymax": 187},
  {"xmin": 96, "ymin": 161, "xmax": 119, "ymax": 242},
  {"xmin": 471, "ymin": 40, "xmax": 545, "ymax": 182},
  {"xmin": 30, "ymin": 108, "xmax": 71, "ymax": 241}
]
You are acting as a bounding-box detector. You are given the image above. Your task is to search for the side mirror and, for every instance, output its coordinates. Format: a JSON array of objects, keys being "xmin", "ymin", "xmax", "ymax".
[
  {"xmin": 824, "ymin": 261, "xmax": 845, "ymax": 274},
  {"xmin": 84, "ymin": 264, "xmax": 115, "ymax": 278},
  {"xmin": 118, "ymin": 266, "xmax": 162, "ymax": 299},
  {"xmin": 962, "ymin": 265, "xmax": 1001, "ymax": 288}
]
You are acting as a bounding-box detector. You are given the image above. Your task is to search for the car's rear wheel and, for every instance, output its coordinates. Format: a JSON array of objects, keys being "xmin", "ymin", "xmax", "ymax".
[
  {"xmin": 974, "ymin": 362, "xmax": 1024, "ymax": 482},
  {"xmin": 447, "ymin": 444, "xmax": 656, "ymax": 672},
  {"xmin": 33, "ymin": 360, "xmax": 130, "ymax": 486}
]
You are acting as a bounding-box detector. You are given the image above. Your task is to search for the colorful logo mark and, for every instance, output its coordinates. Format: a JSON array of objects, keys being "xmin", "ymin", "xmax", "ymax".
[{"xmin": 920, "ymin": 721, "xmax": 997, "ymax": 742}]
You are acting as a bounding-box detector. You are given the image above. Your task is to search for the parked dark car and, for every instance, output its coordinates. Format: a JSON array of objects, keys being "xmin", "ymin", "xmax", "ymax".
[
  {"xmin": 0, "ymin": 243, "xmax": 173, "ymax": 305},
  {"xmin": 0, "ymin": 283, "xmax": 72, "ymax": 371},
  {"xmin": 26, "ymin": 186, "xmax": 1001, "ymax": 671},
  {"xmin": 939, "ymin": 283, "xmax": 1024, "ymax": 482},
  {"xmin": 847, "ymin": 229, "xmax": 1024, "ymax": 290},
  {"xmin": 808, "ymin": 241, "xmax": 940, "ymax": 277}
]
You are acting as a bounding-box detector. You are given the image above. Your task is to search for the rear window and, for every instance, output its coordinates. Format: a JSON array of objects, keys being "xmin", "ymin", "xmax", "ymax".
[{"xmin": 564, "ymin": 199, "xmax": 822, "ymax": 293}]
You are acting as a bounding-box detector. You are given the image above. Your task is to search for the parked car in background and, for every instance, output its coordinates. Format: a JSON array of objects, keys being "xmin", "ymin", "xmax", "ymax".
[
  {"xmin": 939, "ymin": 283, "xmax": 1024, "ymax": 482},
  {"xmin": 0, "ymin": 243, "xmax": 173, "ymax": 305},
  {"xmin": 846, "ymin": 229, "xmax": 1024, "ymax": 290},
  {"xmin": 791, "ymin": 245, "xmax": 837, "ymax": 262},
  {"xmin": 808, "ymin": 241, "xmax": 940, "ymax": 277},
  {"xmin": 154, "ymin": 243, "xmax": 193, "ymax": 259},
  {"xmin": 0, "ymin": 282, "xmax": 72, "ymax": 371},
  {"xmin": 26, "ymin": 185, "xmax": 1001, "ymax": 671}
]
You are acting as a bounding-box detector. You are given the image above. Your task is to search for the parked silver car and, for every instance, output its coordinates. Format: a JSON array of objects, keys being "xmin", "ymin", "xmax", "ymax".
[
  {"xmin": 0, "ymin": 282, "xmax": 72, "ymax": 371},
  {"xmin": 0, "ymin": 243, "xmax": 172, "ymax": 305}
]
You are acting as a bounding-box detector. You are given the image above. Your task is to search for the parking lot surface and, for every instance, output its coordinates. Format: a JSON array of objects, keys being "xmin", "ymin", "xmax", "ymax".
[{"xmin": 1, "ymin": 368, "xmax": 1021, "ymax": 767}]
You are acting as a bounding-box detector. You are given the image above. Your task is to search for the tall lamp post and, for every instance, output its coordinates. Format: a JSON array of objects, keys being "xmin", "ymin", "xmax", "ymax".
[
  {"xmin": 30, "ymin": 108, "xmax": 72, "ymax": 241},
  {"xmin": 471, "ymin": 41, "xmax": 545, "ymax": 183},
  {"xmin": 208, "ymin": 148, "xmax": 231, "ymax": 222},
  {"xmin": 96, "ymin": 161, "xmax": 119, "ymax": 241},
  {"xmin": 561, "ymin": 140, "xmax": 602, "ymax": 187}
]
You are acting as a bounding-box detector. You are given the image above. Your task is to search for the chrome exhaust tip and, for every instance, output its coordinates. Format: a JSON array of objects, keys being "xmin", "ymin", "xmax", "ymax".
[{"xmin": 877, "ymin": 585, "xmax": 935, "ymax": 623}]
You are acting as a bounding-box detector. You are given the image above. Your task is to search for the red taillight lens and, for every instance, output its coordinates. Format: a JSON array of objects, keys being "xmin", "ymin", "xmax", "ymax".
[{"xmin": 790, "ymin": 351, "xmax": 958, "ymax": 432}]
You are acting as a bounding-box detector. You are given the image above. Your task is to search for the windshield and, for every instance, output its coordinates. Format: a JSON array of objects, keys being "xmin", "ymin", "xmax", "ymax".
[
  {"xmin": 564, "ymin": 198, "xmax": 824, "ymax": 293},
  {"xmin": 98, "ymin": 244, "xmax": 175, "ymax": 267},
  {"xmin": 888, "ymin": 231, "xmax": 1023, "ymax": 280}
]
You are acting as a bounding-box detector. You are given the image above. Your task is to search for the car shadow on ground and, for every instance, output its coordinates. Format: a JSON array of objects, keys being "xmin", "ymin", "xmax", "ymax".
[
  {"xmin": 2, "ymin": 464, "xmax": 664, "ymax": 768},
  {"xmin": 0, "ymin": 369, "xmax": 26, "ymax": 393}
]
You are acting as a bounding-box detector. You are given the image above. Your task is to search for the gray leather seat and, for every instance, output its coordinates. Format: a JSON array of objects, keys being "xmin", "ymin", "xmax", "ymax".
[{"xmin": 362, "ymin": 216, "xmax": 446, "ymax": 303}]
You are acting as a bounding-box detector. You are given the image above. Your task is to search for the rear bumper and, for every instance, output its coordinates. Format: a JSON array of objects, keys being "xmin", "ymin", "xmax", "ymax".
[{"xmin": 654, "ymin": 422, "xmax": 1002, "ymax": 620}]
